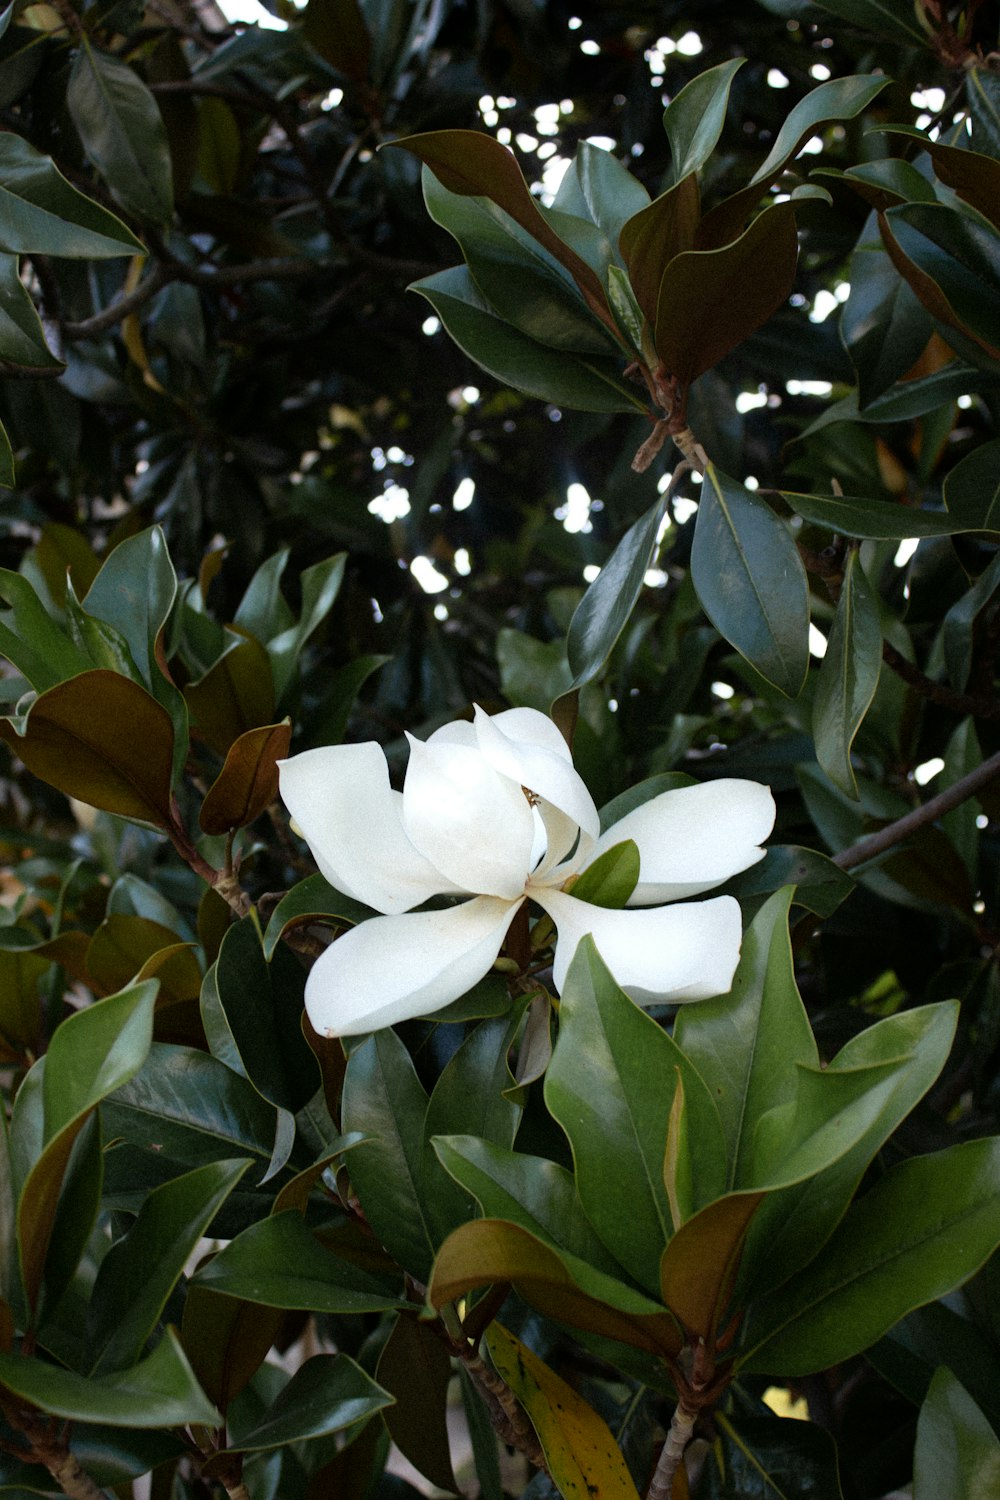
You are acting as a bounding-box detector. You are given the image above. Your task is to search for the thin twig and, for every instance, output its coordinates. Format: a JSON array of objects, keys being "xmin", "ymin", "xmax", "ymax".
[
  {"xmin": 834, "ymin": 747, "xmax": 1000, "ymax": 871},
  {"xmin": 881, "ymin": 639, "xmax": 1000, "ymax": 721},
  {"xmin": 61, "ymin": 267, "xmax": 169, "ymax": 340},
  {"xmin": 0, "ymin": 1403, "xmax": 110, "ymax": 1500}
]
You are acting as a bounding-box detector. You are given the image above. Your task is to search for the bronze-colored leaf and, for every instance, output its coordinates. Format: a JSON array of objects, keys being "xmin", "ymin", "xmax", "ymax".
[
  {"xmin": 0, "ymin": 670, "xmax": 175, "ymax": 827},
  {"xmin": 184, "ymin": 635, "xmax": 275, "ymax": 757},
  {"xmin": 619, "ymin": 174, "xmax": 701, "ymax": 327},
  {"xmin": 200, "ymin": 718, "xmax": 292, "ymax": 835},
  {"xmin": 659, "ymin": 1192, "xmax": 763, "ymax": 1342}
]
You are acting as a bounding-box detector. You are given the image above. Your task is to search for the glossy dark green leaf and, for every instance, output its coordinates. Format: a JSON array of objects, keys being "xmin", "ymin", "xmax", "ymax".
[
  {"xmin": 268, "ymin": 552, "xmax": 346, "ymax": 702},
  {"xmin": 376, "ymin": 1315, "xmax": 456, "ymax": 1493},
  {"xmin": 841, "ymin": 238, "xmax": 934, "ymax": 405},
  {"xmin": 82, "ymin": 528, "xmax": 177, "ymax": 689},
  {"xmin": 67, "ymin": 42, "xmax": 173, "ymax": 226},
  {"xmin": 724, "ymin": 845, "xmax": 854, "ymax": 919},
  {"xmin": 545, "ymin": 937, "xmax": 726, "ymax": 1294},
  {"xmin": 423, "ymin": 168, "xmax": 620, "ymax": 357},
  {"xmin": 870, "ymin": 1299, "xmax": 1000, "ymax": 1433},
  {"xmin": 341, "ymin": 1029, "xmax": 435, "ymax": 1281},
  {"xmin": 675, "ymin": 889, "xmax": 815, "ymax": 1187},
  {"xmin": 214, "ymin": 917, "xmax": 318, "ymax": 1115},
  {"xmin": 413, "ymin": 265, "xmax": 644, "ymax": 414},
  {"xmin": 699, "ymin": 1412, "xmax": 844, "ymax": 1500},
  {"xmin": 17, "ymin": 983, "xmax": 156, "ymax": 1315},
  {"xmin": 740, "ymin": 1137, "xmax": 1000, "ymax": 1375},
  {"xmin": 825, "ymin": 157, "xmax": 937, "ymax": 213},
  {"xmin": 0, "ymin": 1331, "xmax": 218, "ymax": 1428},
  {"xmin": 303, "ymin": 652, "xmax": 390, "ymax": 748},
  {"xmin": 810, "ymin": 0, "xmax": 925, "ymax": 43},
  {"xmin": 812, "ymin": 549, "xmax": 882, "ymax": 798},
  {"xmin": 552, "ymin": 141, "xmax": 650, "ymax": 260},
  {"xmin": 700, "ymin": 73, "xmax": 889, "ymax": 246},
  {"xmin": 914, "ymin": 1367, "xmax": 1000, "ymax": 1499},
  {"xmin": 225, "ymin": 1355, "xmax": 392, "ymax": 1454},
  {"xmin": 944, "ymin": 551, "xmax": 1000, "ymax": 693},
  {"xmin": 193, "ymin": 1210, "xmax": 405, "ymax": 1313},
  {"xmin": 564, "ymin": 494, "xmax": 667, "ymax": 690},
  {"xmin": 0, "ymin": 569, "xmax": 91, "ymax": 692},
  {"xmin": 662, "ymin": 58, "xmax": 745, "ymax": 186},
  {"xmin": 0, "ymin": 253, "xmax": 61, "ymax": 370},
  {"xmin": 390, "ymin": 130, "xmax": 611, "ymax": 326},
  {"xmin": 86, "ymin": 1157, "xmax": 250, "ymax": 1374},
  {"xmin": 565, "ymin": 839, "xmax": 639, "ymax": 909},
  {"xmin": 968, "ymin": 67, "xmax": 1000, "ymax": 160},
  {"xmin": 262, "ymin": 873, "xmax": 374, "ymax": 960},
  {"xmin": 881, "ymin": 202, "xmax": 1000, "ymax": 362},
  {"xmin": 738, "ymin": 1001, "xmax": 958, "ymax": 1302},
  {"xmin": 232, "ymin": 549, "xmax": 292, "ymax": 644},
  {"xmin": 0, "ymin": 133, "xmax": 143, "ymax": 257},
  {"xmin": 782, "ymin": 487, "xmax": 997, "ymax": 539},
  {"xmin": 0, "ymin": 418, "xmax": 12, "ymax": 488},
  {"xmin": 0, "ymin": 670, "xmax": 176, "ymax": 827},
  {"xmin": 944, "ymin": 438, "xmax": 1000, "ymax": 532},
  {"xmin": 656, "ymin": 202, "xmax": 799, "ymax": 385},
  {"xmin": 691, "ymin": 465, "xmax": 810, "ymax": 697},
  {"xmin": 433, "ymin": 1136, "xmax": 628, "ymax": 1278},
  {"xmin": 103, "ymin": 1041, "xmax": 279, "ymax": 1169}
]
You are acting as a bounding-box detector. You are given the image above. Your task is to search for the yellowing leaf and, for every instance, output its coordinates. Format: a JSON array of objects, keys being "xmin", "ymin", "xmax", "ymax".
[{"xmin": 485, "ymin": 1323, "xmax": 641, "ymax": 1500}]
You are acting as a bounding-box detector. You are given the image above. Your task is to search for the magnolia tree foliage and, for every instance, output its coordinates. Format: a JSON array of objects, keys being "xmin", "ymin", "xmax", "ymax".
[{"xmin": 0, "ymin": 0, "xmax": 1000, "ymax": 1497}]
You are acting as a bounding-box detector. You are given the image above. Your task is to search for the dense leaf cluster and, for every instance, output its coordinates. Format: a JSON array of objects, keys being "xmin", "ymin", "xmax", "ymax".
[{"xmin": 0, "ymin": 0, "xmax": 1000, "ymax": 1497}]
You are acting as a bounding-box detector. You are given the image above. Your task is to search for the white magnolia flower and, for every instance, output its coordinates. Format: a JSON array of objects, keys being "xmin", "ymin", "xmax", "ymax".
[{"xmin": 278, "ymin": 706, "xmax": 775, "ymax": 1037}]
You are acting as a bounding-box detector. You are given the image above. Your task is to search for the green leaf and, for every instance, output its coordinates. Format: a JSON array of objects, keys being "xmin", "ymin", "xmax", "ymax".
[
  {"xmin": 267, "ymin": 552, "xmax": 346, "ymax": 702},
  {"xmin": 782, "ymin": 487, "xmax": 997, "ymax": 539},
  {"xmin": 812, "ymin": 549, "xmax": 882, "ymax": 798},
  {"xmin": 377, "ymin": 1315, "xmax": 456, "ymax": 1494},
  {"xmin": 214, "ymin": 917, "xmax": 318, "ymax": 1115},
  {"xmin": 968, "ymin": 67, "xmax": 1000, "ymax": 160},
  {"xmin": 86, "ymin": 1158, "xmax": 250, "ymax": 1374},
  {"xmin": 943, "ymin": 438, "xmax": 1000, "ymax": 532},
  {"xmin": 67, "ymin": 42, "xmax": 174, "ymax": 226},
  {"xmin": 193, "ymin": 1211, "xmax": 405, "ymax": 1313},
  {"xmin": 841, "ymin": 239, "xmax": 934, "ymax": 405},
  {"xmin": 341, "ymin": 1029, "xmax": 436, "ymax": 1281},
  {"xmin": 691, "ymin": 465, "xmax": 810, "ymax": 698},
  {"xmin": 700, "ymin": 1412, "xmax": 844, "ymax": 1500},
  {"xmin": 662, "ymin": 58, "xmax": 745, "ymax": 186},
  {"xmin": 0, "ymin": 253, "xmax": 61, "ymax": 370},
  {"xmin": 674, "ymin": 889, "xmax": 816, "ymax": 1187},
  {"xmin": 16, "ymin": 983, "xmax": 156, "ymax": 1315},
  {"xmin": 82, "ymin": 528, "xmax": 177, "ymax": 691},
  {"xmin": 700, "ymin": 73, "xmax": 890, "ymax": 246},
  {"xmin": 810, "ymin": 0, "xmax": 926, "ymax": 42},
  {"xmin": 914, "ymin": 1367, "xmax": 1000, "ymax": 1500},
  {"xmin": 485, "ymin": 1323, "xmax": 642, "ymax": 1500},
  {"xmin": 0, "ymin": 569, "xmax": 91, "ymax": 692},
  {"xmin": 724, "ymin": 844, "xmax": 855, "ymax": 919},
  {"xmin": 422, "ymin": 168, "xmax": 620, "ymax": 357},
  {"xmin": 544, "ymin": 937, "xmax": 726, "ymax": 1294},
  {"xmin": 432, "ymin": 1136, "xmax": 628, "ymax": 1278},
  {"xmin": 565, "ymin": 839, "xmax": 639, "ymax": 909},
  {"xmin": 0, "ymin": 417, "xmax": 12, "ymax": 488},
  {"xmin": 739, "ymin": 1137, "xmax": 1000, "ymax": 1375},
  {"xmin": 0, "ymin": 1330, "xmax": 219, "ymax": 1428},
  {"xmin": 103, "ymin": 1041, "xmax": 279, "ymax": 1169},
  {"xmin": 389, "ymin": 130, "xmax": 612, "ymax": 328},
  {"xmin": 552, "ymin": 141, "xmax": 650, "ymax": 260},
  {"xmin": 880, "ymin": 202, "xmax": 1000, "ymax": 363},
  {"xmin": 0, "ymin": 133, "xmax": 143, "ymax": 257},
  {"xmin": 224, "ymin": 1355, "xmax": 392, "ymax": 1454},
  {"xmin": 0, "ymin": 670, "xmax": 177, "ymax": 828},
  {"xmin": 233, "ymin": 550, "xmax": 293, "ymax": 644},
  {"xmin": 180, "ymin": 1282, "xmax": 282, "ymax": 1415},
  {"xmin": 302, "ymin": 652, "xmax": 390, "ymax": 748},
  {"xmin": 261, "ymin": 873, "xmax": 374, "ymax": 961},
  {"xmin": 564, "ymin": 494, "xmax": 668, "ymax": 690},
  {"xmin": 413, "ymin": 265, "xmax": 645, "ymax": 414},
  {"xmin": 738, "ymin": 1001, "xmax": 958, "ymax": 1302}
]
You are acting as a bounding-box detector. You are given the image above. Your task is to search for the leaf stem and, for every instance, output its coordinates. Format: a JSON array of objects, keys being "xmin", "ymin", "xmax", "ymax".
[
  {"xmin": 646, "ymin": 1400, "xmax": 696, "ymax": 1500},
  {"xmin": 0, "ymin": 1402, "xmax": 110, "ymax": 1500},
  {"xmin": 833, "ymin": 746, "xmax": 1000, "ymax": 871}
]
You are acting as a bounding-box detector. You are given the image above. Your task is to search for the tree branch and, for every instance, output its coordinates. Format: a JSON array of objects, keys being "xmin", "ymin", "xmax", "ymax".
[
  {"xmin": 881, "ymin": 639, "xmax": 1000, "ymax": 721},
  {"xmin": 61, "ymin": 266, "xmax": 170, "ymax": 340},
  {"xmin": 833, "ymin": 747, "xmax": 1000, "ymax": 871}
]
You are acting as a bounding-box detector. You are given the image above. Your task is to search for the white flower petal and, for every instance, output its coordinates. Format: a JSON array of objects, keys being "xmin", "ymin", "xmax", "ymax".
[
  {"xmin": 473, "ymin": 706, "xmax": 599, "ymax": 844},
  {"xmin": 403, "ymin": 735, "xmax": 535, "ymax": 899},
  {"xmin": 590, "ymin": 779, "xmax": 776, "ymax": 904},
  {"xmin": 305, "ymin": 896, "xmax": 521, "ymax": 1036},
  {"xmin": 278, "ymin": 744, "xmax": 461, "ymax": 915},
  {"xmin": 533, "ymin": 887, "xmax": 744, "ymax": 1004}
]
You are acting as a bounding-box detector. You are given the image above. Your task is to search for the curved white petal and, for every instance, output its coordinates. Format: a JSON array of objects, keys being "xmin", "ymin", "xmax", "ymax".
[
  {"xmin": 278, "ymin": 744, "xmax": 461, "ymax": 915},
  {"xmin": 588, "ymin": 779, "xmax": 776, "ymax": 905},
  {"xmin": 473, "ymin": 706, "xmax": 599, "ymax": 846},
  {"xmin": 305, "ymin": 896, "xmax": 521, "ymax": 1036},
  {"xmin": 533, "ymin": 887, "xmax": 743, "ymax": 1004},
  {"xmin": 402, "ymin": 735, "xmax": 535, "ymax": 899}
]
